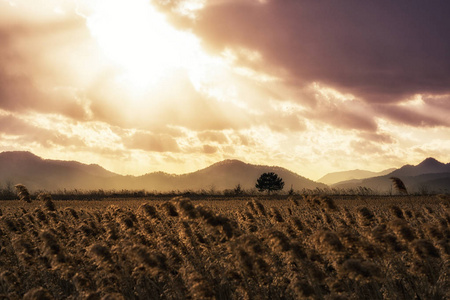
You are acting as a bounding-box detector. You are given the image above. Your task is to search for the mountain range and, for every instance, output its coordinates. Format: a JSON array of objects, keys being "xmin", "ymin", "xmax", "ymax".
[
  {"xmin": 317, "ymin": 168, "xmax": 396, "ymax": 185},
  {"xmin": 332, "ymin": 158, "xmax": 450, "ymax": 193},
  {"xmin": 0, "ymin": 151, "xmax": 326, "ymax": 192},
  {"xmin": 0, "ymin": 151, "xmax": 449, "ymax": 193}
]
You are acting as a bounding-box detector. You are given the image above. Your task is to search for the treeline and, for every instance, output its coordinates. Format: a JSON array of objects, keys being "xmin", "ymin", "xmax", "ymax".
[
  {"xmin": 0, "ymin": 184, "xmax": 371, "ymax": 200},
  {"xmin": 1, "ymin": 181, "xmax": 447, "ymax": 201},
  {"xmin": 1, "ymin": 184, "xmax": 442, "ymax": 201}
]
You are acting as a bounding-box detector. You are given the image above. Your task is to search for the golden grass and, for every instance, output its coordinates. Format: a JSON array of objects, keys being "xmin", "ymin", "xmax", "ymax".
[{"xmin": 0, "ymin": 195, "xmax": 449, "ymax": 299}]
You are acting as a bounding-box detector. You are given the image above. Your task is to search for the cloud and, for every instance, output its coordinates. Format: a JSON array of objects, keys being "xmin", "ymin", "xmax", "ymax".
[
  {"xmin": 350, "ymin": 140, "xmax": 384, "ymax": 155},
  {"xmin": 0, "ymin": 4, "xmax": 101, "ymax": 121},
  {"xmin": 86, "ymin": 68, "xmax": 258, "ymax": 132},
  {"xmin": 122, "ymin": 131, "xmax": 181, "ymax": 152},
  {"xmin": 376, "ymin": 105, "xmax": 449, "ymax": 127},
  {"xmin": 176, "ymin": 0, "xmax": 450, "ymax": 105},
  {"xmin": 0, "ymin": 69, "xmax": 92, "ymax": 120},
  {"xmin": 197, "ymin": 131, "xmax": 229, "ymax": 144},
  {"xmin": 286, "ymin": 83, "xmax": 378, "ymax": 132},
  {"xmin": 303, "ymin": 98, "xmax": 377, "ymax": 132},
  {"xmin": 202, "ymin": 144, "xmax": 218, "ymax": 154},
  {"xmin": 358, "ymin": 132, "xmax": 395, "ymax": 144},
  {"xmin": 374, "ymin": 94, "xmax": 450, "ymax": 127},
  {"xmin": 0, "ymin": 113, "xmax": 86, "ymax": 148},
  {"xmin": 422, "ymin": 94, "xmax": 450, "ymax": 112},
  {"xmin": 1, "ymin": 0, "xmax": 449, "ymax": 180}
]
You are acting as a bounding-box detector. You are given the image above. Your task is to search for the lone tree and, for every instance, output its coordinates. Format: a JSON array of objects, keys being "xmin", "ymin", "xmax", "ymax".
[{"xmin": 255, "ymin": 172, "xmax": 285, "ymax": 195}]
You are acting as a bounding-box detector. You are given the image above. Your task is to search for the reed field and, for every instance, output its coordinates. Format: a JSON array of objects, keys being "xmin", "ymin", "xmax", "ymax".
[{"xmin": 1, "ymin": 195, "xmax": 449, "ymax": 299}]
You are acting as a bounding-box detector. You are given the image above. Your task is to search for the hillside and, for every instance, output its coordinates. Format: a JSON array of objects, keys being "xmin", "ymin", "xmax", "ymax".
[
  {"xmin": 318, "ymin": 168, "xmax": 395, "ymax": 185},
  {"xmin": 98, "ymin": 160, "xmax": 327, "ymax": 192},
  {"xmin": 157, "ymin": 159, "xmax": 326, "ymax": 192},
  {"xmin": 0, "ymin": 151, "xmax": 119, "ymax": 191},
  {"xmin": 389, "ymin": 157, "xmax": 450, "ymax": 177},
  {"xmin": 334, "ymin": 158, "xmax": 450, "ymax": 193},
  {"xmin": 0, "ymin": 152, "xmax": 325, "ymax": 192}
]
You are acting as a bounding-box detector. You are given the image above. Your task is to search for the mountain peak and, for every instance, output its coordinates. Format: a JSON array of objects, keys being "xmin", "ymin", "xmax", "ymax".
[
  {"xmin": 0, "ymin": 151, "xmax": 41, "ymax": 161},
  {"xmin": 318, "ymin": 168, "xmax": 396, "ymax": 185},
  {"xmin": 216, "ymin": 159, "xmax": 246, "ymax": 165},
  {"xmin": 389, "ymin": 157, "xmax": 449, "ymax": 178},
  {"xmin": 208, "ymin": 159, "xmax": 247, "ymax": 169},
  {"xmin": 418, "ymin": 157, "xmax": 441, "ymax": 167}
]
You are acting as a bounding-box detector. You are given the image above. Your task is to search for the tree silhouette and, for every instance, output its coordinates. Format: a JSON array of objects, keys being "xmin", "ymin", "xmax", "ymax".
[
  {"xmin": 255, "ymin": 172, "xmax": 285, "ymax": 195},
  {"xmin": 234, "ymin": 183, "xmax": 243, "ymax": 196}
]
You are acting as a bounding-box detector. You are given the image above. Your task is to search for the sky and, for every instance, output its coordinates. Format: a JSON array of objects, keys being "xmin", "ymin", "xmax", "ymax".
[{"xmin": 1, "ymin": 0, "xmax": 450, "ymax": 180}]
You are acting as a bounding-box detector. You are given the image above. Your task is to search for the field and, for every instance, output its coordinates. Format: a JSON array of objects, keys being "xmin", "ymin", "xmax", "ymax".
[{"xmin": 1, "ymin": 195, "xmax": 449, "ymax": 299}]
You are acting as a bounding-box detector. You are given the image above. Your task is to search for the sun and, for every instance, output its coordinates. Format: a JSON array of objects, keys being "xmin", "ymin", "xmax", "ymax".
[{"xmin": 83, "ymin": 0, "xmax": 204, "ymax": 90}]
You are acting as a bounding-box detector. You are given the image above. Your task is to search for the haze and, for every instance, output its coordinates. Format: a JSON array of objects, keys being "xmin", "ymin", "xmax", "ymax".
[{"xmin": 1, "ymin": 0, "xmax": 450, "ymax": 180}]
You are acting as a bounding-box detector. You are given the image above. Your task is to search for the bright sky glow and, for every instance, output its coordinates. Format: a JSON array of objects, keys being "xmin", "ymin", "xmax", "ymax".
[
  {"xmin": 84, "ymin": 0, "xmax": 206, "ymax": 90},
  {"xmin": 1, "ymin": 0, "xmax": 450, "ymax": 180}
]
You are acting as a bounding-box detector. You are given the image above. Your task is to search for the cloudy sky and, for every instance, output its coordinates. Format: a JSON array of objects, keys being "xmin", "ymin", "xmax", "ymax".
[{"xmin": 1, "ymin": 0, "xmax": 450, "ymax": 180}]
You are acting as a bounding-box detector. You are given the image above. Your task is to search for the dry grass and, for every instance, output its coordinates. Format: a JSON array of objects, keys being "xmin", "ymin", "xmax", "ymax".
[{"xmin": 0, "ymin": 194, "xmax": 449, "ymax": 299}]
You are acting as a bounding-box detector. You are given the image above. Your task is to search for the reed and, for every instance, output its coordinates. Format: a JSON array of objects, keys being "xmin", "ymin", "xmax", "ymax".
[{"xmin": 0, "ymin": 194, "xmax": 448, "ymax": 299}]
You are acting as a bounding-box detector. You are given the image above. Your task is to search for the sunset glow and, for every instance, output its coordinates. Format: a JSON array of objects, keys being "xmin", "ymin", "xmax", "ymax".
[
  {"xmin": 1, "ymin": 0, "xmax": 450, "ymax": 179},
  {"xmin": 82, "ymin": 0, "xmax": 206, "ymax": 90}
]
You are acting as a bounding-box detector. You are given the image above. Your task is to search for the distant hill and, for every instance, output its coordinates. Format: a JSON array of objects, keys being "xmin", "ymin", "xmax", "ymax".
[
  {"xmin": 0, "ymin": 151, "xmax": 119, "ymax": 191},
  {"xmin": 318, "ymin": 168, "xmax": 395, "ymax": 185},
  {"xmin": 333, "ymin": 157, "xmax": 450, "ymax": 193},
  {"xmin": 140, "ymin": 159, "xmax": 326, "ymax": 192},
  {"xmin": 0, "ymin": 152, "xmax": 326, "ymax": 192},
  {"xmin": 389, "ymin": 157, "xmax": 450, "ymax": 177},
  {"xmin": 105, "ymin": 159, "xmax": 327, "ymax": 192}
]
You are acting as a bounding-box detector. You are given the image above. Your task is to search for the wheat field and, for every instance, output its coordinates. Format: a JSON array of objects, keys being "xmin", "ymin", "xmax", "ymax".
[{"xmin": 1, "ymin": 195, "xmax": 449, "ymax": 299}]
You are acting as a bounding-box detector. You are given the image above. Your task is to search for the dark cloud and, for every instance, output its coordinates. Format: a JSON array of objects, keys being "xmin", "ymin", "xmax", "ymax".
[
  {"xmin": 0, "ymin": 69, "xmax": 91, "ymax": 120},
  {"xmin": 358, "ymin": 132, "xmax": 395, "ymax": 144},
  {"xmin": 183, "ymin": 1, "xmax": 450, "ymax": 105},
  {"xmin": 375, "ymin": 104, "xmax": 450, "ymax": 127},
  {"xmin": 302, "ymin": 100, "xmax": 377, "ymax": 131},
  {"xmin": 0, "ymin": 13, "xmax": 95, "ymax": 121},
  {"xmin": 423, "ymin": 95, "xmax": 450, "ymax": 110},
  {"xmin": 294, "ymin": 85, "xmax": 378, "ymax": 131}
]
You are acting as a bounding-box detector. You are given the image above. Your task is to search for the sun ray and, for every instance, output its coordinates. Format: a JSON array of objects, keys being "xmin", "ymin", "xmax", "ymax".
[{"xmin": 81, "ymin": 0, "xmax": 206, "ymax": 90}]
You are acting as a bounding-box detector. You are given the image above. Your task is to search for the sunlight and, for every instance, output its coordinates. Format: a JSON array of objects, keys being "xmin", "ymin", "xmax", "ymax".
[
  {"xmin": 77, "ymin": 0, "xmax": 275, "ymax": 109},
  {"xmin": 398, "ymin": 94, "xmax": 424, "ymax": 107},
  {"xmin": 174, "ymin": 0, "xmax": 206, "ymax": 19},
  {"xmin": 83, "ymin": 0, "xmax": 205, "ymax": 90},
  {"xmin": 312, "ymin": 82, "xmax": 356, "ymax": 103}
]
